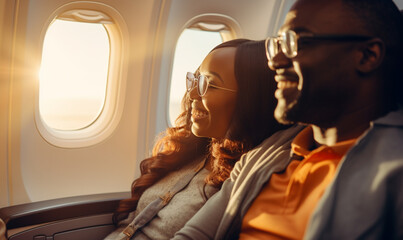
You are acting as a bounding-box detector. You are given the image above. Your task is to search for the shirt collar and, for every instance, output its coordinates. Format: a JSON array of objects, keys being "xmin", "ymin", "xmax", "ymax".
[{"xmin": 291, "ymin": 125, "xmax": 357, "ymax": 158}]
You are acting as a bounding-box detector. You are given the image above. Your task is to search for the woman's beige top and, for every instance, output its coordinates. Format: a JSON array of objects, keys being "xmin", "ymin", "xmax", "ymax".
[{"xmin": 104, "ymin": 157, "xmax": 218, "ymax": 240}]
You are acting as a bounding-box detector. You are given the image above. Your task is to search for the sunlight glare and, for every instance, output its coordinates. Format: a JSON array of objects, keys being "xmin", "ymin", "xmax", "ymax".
[{"xmin": 39, "ymin": 20, "xmax": 110, "ymax": 130}]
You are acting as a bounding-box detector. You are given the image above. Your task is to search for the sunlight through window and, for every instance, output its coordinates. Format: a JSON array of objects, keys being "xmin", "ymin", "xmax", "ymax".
[
  {"xmin": 169, "ymin": 29, "xmax": 223, "ymax": 125},
  {"xmin": 39, "ymin": 19, "xmax": 110, "ymax": 130}
]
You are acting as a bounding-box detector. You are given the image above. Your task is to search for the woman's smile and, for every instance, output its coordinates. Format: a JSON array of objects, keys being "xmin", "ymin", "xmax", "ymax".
[{"xmin": 191, "ymin": 108, "xmax": 209, "ymax": 122}]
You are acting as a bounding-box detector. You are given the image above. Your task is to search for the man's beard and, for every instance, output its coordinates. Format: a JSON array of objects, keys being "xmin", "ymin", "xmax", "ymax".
[
  {"xmin": 274, "ymin": 91, "xmax": 304, "ymax": 125},
  {"xmin": 275, "ymin": 87, "xmax": 351, "ymax": 127}
]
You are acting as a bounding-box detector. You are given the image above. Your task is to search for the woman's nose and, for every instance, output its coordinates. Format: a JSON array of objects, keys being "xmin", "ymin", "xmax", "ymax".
[{"xmin": 188, "ymin": 84, "xmax": 200, "ymax": 100}]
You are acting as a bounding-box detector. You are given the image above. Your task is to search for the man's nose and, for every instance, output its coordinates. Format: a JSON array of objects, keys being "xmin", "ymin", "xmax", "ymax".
[{"xmin": 268, "ymin": 50, "xmax": 292, "ymax": 71}]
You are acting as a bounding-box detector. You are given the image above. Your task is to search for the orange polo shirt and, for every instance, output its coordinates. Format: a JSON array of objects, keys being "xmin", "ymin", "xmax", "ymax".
[{"xmin": 239, "ymin": 126, "xmax": 356, "ymax": 240}]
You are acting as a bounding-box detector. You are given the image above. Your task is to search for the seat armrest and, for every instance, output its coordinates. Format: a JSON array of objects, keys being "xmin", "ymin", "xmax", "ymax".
[{"xmin": 0, "ymin": 192, "xmax": 130, "ymax": 230}]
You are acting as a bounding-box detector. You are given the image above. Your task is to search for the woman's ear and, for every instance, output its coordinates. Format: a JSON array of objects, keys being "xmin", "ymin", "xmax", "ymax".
[{"xmin": 356, "ymin": 38, "xmax": 385, "ymax": 74}]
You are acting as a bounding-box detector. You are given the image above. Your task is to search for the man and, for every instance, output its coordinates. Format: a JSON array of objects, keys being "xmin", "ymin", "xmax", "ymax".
[{"xmin": 173, "ymin": 0, "xmax": 403, "ymax": 239}]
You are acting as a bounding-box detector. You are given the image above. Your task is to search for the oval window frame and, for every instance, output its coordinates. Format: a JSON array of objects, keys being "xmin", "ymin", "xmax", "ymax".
[{"xmin": 35, "ymin": 2, "xmax": 129, "ymax": 148}]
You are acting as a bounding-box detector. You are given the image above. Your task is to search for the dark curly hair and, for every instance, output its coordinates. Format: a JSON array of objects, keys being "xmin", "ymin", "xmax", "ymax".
[{"xmin": 113, "ymin": 39, "xmax": 289, "ymax": 223}]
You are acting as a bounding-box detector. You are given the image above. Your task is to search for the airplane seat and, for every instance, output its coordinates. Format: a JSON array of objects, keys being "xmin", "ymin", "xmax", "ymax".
[
  {"xmin": 1, "ymin": 218, "xmax": 5, "ymax": 240},
  {"xmin": 0, "ymin": 192, "xmax": 130, "ymax": 240}
]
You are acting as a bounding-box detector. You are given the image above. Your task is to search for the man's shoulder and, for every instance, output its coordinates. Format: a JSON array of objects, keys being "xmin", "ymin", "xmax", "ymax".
[
  {"xmin": 347, "ymin": 109, "xmax": 403, "ymax": 167},
  {"xmin": 373, "ymin": 108, "xmax": 403, "ymax": 128},
  {"xmin": 369, "ymin": 108, "xmax": 403, "ymax": 147}
]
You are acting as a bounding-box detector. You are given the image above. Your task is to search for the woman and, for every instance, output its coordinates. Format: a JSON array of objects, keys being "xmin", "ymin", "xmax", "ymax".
[{"xmin": 104, "ymin": 39, "xmax": 288, "ymax": 239}]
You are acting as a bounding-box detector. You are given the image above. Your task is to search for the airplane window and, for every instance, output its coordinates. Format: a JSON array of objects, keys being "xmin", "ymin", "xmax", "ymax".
[
  {"xmin": 39, "ymin": 19, "xmax": 110, "ymax": 130},
  {"xmin": 169, "ymin": 28, "xmax": 223, "ymax": 125}
]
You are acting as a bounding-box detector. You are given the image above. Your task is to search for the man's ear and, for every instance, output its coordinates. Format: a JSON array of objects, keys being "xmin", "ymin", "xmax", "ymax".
[{"xmin": 356, "ymin": 38, "xmax": 385, "ymax": 74}]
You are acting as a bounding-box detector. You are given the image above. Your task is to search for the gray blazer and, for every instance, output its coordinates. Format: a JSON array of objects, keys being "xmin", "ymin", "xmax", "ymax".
[{"xmin": 173, "ymin": 109, "xmax": 403, "ymax": 239}]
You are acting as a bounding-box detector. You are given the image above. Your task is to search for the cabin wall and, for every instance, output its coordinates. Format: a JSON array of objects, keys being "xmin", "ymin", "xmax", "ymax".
[{"xmin": 0, "ymin": 0, "xmax": 16, "ymax": 207}]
